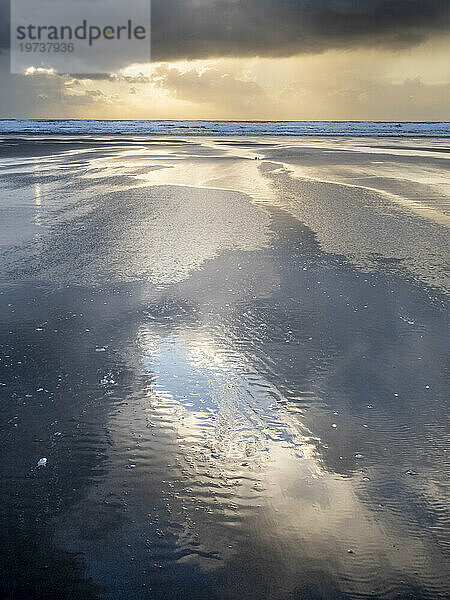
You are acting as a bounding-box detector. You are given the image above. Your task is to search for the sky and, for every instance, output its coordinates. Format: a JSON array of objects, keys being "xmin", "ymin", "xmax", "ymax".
[{"xmin": 0, "ymin": 0, "xmax": 449, "ymax": 120}]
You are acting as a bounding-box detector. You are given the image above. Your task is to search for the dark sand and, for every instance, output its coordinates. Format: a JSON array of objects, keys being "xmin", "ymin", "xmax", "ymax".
[{"xmin": 0, "ymin": 136, "xmax": 449, "ymax": 599}]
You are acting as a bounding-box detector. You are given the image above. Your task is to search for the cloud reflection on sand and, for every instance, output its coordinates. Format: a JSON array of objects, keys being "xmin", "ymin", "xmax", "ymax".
[{"xmin": 0, "ymin": 135, "xmax": 448, "ymax": 599}]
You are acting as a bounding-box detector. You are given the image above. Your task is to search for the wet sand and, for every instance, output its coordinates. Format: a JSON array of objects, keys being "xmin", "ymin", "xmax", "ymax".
[{"xmin": 0, "ymin": 136, "xmax": 449, "ymax": 599}]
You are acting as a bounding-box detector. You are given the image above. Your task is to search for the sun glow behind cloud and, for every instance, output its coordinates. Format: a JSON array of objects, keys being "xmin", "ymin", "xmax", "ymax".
[
  {"xmin": 1, "ymin": 34, "xmax": 449, "ymax": 120},
  {"xmin": 0, "ymin": 0, "xmax": 449, "ymax": 119}
]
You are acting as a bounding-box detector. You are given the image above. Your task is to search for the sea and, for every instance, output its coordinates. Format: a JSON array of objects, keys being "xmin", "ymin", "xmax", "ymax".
[{"xmin": 0, "ymin": 119, "xmax": 449, "ymax": 136}]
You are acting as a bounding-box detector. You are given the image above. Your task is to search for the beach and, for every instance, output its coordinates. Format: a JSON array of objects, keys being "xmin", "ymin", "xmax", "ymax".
[{"xmin": 0, "ymin": 133, "xmax": 449, "ymax": 599}]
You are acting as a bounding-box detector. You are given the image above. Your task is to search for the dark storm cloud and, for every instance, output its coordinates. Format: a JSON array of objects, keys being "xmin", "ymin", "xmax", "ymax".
[
  {"xmin": 0, "ymin": 0, "xmax": 448, "ymax": 58},
  {"xmin": 150, "ymin": 0, "xmax": 449, "ymax": 60},
  {"xmin": 0, "ymin": 0, "xmax": 8, "ymax": 49}
]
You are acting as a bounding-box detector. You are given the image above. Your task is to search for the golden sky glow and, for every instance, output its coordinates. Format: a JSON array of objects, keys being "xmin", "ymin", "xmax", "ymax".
[
  {"xmin": 1, "ymin": 7, "xmax": 449, "ymax": 121},
  {"xmin": 2, "ymin": 35, "xmax": 446, "ymax": 121}
]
